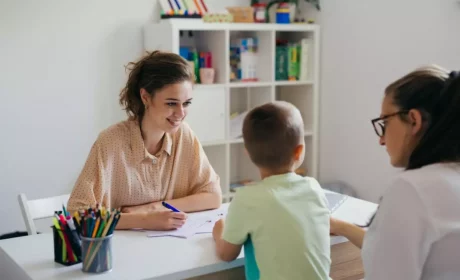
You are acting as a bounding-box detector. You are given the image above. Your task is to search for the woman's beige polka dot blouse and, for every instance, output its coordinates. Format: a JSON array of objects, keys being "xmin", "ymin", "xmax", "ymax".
[{"xmin": 67, "ymin": 120, "xmax": 221, "ymax": 212}]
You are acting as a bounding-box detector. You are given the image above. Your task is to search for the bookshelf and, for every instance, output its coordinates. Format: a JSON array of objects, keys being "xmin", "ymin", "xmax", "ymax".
[{"xmin": 144, "ymin": 19, "xmax": 320, "ymax": 202}]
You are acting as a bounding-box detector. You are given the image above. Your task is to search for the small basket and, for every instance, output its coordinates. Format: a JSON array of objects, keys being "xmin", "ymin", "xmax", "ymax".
[{"xmin": 226, "ymin": 7, "xmax": 254, "ymax": 23}]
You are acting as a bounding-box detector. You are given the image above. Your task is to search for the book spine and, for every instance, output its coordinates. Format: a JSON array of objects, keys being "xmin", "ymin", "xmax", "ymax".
[{"xmin": 299, "ymin": 39, "xmax": 309, "ymax": 81}]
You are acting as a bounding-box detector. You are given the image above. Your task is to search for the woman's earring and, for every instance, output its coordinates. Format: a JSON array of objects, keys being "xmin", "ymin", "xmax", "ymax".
[{"xmin": 144, "ymin": 103, "xmax": 148, "ymax": 110}]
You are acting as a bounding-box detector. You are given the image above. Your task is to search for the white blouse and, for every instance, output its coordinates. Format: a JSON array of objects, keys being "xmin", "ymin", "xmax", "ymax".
[{"xmin": 362, "ymin": 163, "xmax": 460, "ymax": 280}]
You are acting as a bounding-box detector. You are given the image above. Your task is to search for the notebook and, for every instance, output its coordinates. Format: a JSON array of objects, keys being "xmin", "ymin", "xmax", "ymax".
[{"xmin": 325, "ymin": 191, "xmax": 348, "ymax": 213}]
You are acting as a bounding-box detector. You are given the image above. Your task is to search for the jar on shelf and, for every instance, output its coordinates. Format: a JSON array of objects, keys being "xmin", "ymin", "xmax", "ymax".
[
  {"xmin": 252, "ymin": 3, "xmax": 266, "ymax": 23},
  {"xmin": 276, "ymin": 2, "xmax": 291, "ymax": 24}
]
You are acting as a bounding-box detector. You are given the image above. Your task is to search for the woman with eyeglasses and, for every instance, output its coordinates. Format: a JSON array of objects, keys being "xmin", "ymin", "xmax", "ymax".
[{"xmin": 329, "ymin": 65, "xmax": 460, "ymax": 280}]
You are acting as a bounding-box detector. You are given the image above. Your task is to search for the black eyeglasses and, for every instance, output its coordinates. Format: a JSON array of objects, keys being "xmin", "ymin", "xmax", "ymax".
[{"xmin": 371, "ymin": 111, "xmax": 408, "ymax": 137}]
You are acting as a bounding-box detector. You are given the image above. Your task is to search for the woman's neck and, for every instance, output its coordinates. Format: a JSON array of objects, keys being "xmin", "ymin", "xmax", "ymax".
[{"xmin": 140, "ymin": 117, "xmax": 165, "ymax": 156}]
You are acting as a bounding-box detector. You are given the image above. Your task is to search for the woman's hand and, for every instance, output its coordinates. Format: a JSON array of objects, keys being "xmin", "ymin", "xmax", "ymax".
[{"xmin": 143, "ymin": 211, "xmax": 188, "ymax": 230}]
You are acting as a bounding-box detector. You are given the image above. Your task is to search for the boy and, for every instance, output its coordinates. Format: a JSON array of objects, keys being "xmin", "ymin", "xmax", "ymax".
[{"xmin": 212, "ymin": 101, "xmax": 331, "ymax": 280}]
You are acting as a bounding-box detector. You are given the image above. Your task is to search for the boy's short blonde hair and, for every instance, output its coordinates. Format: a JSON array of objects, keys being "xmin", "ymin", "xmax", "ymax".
[{"xmin": 242, "ymin": 101, "xmax": 304, "ymax": 170}]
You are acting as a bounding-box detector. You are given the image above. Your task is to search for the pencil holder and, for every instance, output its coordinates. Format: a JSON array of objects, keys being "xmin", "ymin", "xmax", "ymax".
[
  {"xmin": 81, "ymin": 234, "xmax": 113, "ymax": 273},
  {"xmin": 52, "ymin": 226, "xmax": 81, "ymax": 266}
]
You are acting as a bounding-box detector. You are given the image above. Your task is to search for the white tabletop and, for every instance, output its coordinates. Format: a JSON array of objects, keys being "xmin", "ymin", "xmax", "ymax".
[{"xmin": 0, "ymin": 191, "xmax": 378, "ymax": 280}]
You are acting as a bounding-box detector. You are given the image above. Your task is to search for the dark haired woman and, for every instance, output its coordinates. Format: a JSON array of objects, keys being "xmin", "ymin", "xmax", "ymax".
[
  {"xmin": 67, "ymin": 51, "xmax": 221, "ymax": 230},
  {"xmin": 330, "ymin": 65, "xmax": 460, "ymax": 279}
]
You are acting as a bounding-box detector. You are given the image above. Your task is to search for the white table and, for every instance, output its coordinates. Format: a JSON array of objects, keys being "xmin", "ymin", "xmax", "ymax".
[{"xmin": 0, "ymin": 192, "xmax": 377, "ymax": 280}]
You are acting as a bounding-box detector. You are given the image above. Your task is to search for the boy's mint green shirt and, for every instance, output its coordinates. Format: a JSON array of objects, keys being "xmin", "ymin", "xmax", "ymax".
[{"xmin": 223, "ymin": 173, "xmax": 331, "ymax": 280}]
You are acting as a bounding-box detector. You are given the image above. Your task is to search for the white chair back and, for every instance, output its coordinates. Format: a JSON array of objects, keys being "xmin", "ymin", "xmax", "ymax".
[{"xmin": 18, "ymin": 193, "xmax": 70, "ymax": 235}]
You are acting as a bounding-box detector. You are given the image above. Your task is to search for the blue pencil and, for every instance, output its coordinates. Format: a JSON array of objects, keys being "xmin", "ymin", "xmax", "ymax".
[{"xmin": 174, "ymin": 0, "xmax": 181, "ymax": 10}]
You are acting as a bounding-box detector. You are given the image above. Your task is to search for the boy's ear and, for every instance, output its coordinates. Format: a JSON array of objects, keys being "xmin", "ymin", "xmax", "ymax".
[{"xmin": 294, "ymin": 144, "xmax": 304, "ymax": 161}]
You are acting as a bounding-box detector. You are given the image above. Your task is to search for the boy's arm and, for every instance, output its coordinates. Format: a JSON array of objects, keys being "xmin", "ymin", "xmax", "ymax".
[
  {"xmin": 213, "ymin": 219, "xmax": 243, "ymax": 261},
  {"xmin": 212, "ymin": 194, "xmax": 249, "ymax": 262}
]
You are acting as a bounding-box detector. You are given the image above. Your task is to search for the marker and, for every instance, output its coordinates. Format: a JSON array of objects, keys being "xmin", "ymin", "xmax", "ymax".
[{"xmin": 162, "ymin": 201, "xmax": 180, "ymax": 212}]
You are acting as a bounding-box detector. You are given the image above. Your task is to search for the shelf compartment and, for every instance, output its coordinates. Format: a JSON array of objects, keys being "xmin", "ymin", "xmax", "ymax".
[
  {"xmin": 276, "ymin": 85, "xmax": 314, "ymax": 133},
  {"xmin": 229, "ymin": 142, "xmax": 260, "ymax": 193},
  {"xmin": 203, "ymin": 145, "xmax": 228, "ymax": 196},
  {"xmin": 179, "ymin": 30, "xmax": 227, "ymax": 84},
  {"xmin": 229, "ymin": 86, "xmax": 272, "ymax": 141},
  {"xmin": 186, "ymin": 86, "xmax": 226, "ymax": 143},
  {"xmin": 229, "ymin": 30, "xmax": 274, "ymax": 83},
  {"xmin": 275, "ymin": 31, "xmax": 314, "ymax": 82}
]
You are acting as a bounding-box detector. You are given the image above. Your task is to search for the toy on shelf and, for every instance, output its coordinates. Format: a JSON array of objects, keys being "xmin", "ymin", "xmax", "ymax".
[
  {"xmin": 275, "ymin": 38, "xmax": 310, "ymax": 81},
  {"xmin": 230, "ymin": 37, "xmax": 258, "ymax": 82},
  {"xmin": 180, "ymin": 46, "xmax": 215, "ymax": 84},
  {"xmin": 202, "ymin": 12, "xmax": 233, "ymax": 23},
  {"xmin": 159, "ymin": 0, "xmax": 209, "ymax": 19},
  {"xmin": 226, "ymin": 7, "xmax": 254, "ymax": 23},
  {"xmin": 252, "ymin": 3, "xmax": 267, "ymax": 23},
  {"xmin": 276, "ymin": 2, "xmax": 291, "ymax": 24}
]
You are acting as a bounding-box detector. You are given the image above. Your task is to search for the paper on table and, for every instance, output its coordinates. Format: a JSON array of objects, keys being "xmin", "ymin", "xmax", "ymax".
[
  {"xmin": 146, "ymin": 216, "xmax": 211, "ymax": 238},
  {"xmin": 195, "ymin": 207, "xmax": 228, "ymax": 234},
  {"xmin": 145, "ymin": 207, "xmax": 228, "ymax": 238}
]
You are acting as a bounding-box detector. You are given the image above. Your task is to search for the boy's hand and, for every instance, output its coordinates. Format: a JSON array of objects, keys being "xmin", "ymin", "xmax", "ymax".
[
  {"xmin": 330, "ymin": 216, "xmax": 346, "ymax": 236},
  {"xmin": 212, "ymin": 219, "xmax": 243, "ymax": 262},
  {"xmin": 212, "ymin": 219, "xmax": 224, "ymax": 241}
]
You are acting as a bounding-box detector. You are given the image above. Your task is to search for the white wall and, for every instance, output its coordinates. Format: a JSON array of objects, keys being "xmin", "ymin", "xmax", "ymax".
[
  {"xmin": 1, "ymin": 0, "xmax": 459, "ymax": 234},
  {"xmin": 0, "ymin": 0, "xmax": 245, "ymax": 234},
  {"xmin": 318, "ymin": 0, "xmax": 460, "ymax": 201},
  {"xmin": 0, "ymin": 0, "xmax": 158, "ymax": 234}
]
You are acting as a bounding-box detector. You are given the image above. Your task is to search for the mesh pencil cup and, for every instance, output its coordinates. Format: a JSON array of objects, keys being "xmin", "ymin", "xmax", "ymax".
[{"xmin": 81, "ymin": 234, "xmax": 113, "ymax": 273}]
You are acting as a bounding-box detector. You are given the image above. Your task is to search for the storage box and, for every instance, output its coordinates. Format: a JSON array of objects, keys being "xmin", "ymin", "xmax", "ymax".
[{"xmin": 226, "ymin": 7, "xmax": 254, "ymax": 23}]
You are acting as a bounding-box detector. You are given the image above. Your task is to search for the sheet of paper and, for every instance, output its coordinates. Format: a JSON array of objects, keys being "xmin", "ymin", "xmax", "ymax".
[
  {"xmin": 325, "ymin": 191, "xmax": 349, "ymax": 213},
  {"xmin": 145, "ymin": 207, "xmax": 229, "ymax": 238},
  {"xmin": 195, "ymin": 207, "xmax": 228, "ymax": 234},
  {"xmin": 146, "ymin": 216, "xmax": 212, "ymax": 238}
]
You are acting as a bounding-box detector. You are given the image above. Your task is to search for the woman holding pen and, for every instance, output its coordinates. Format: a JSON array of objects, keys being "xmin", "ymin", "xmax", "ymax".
[
  {"xmin": 330, "ymin": 66, "xmax": 460, "ymax": 279},
  {"xmin": 67, "ymin": 51, "xmax": 222, "ymax": 231}
]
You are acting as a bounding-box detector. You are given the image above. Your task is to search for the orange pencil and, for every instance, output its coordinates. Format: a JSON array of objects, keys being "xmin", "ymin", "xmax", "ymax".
[
  {"xmin": 91, "ymin": 217, "xmax": 100, "ymax": 238},
  {"xmin": 193, "ymin": 0, "xmax": 203, "ymax": 14}
]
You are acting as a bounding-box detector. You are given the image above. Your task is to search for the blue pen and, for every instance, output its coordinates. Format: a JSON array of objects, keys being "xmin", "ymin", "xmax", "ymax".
[{"xmin": 162, "ymin": 201, "xmax": 180, "ymax": 212}]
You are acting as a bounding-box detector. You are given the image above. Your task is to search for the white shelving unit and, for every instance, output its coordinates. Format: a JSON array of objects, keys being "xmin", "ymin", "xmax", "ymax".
[{"xmin": 144, "ymin": 19, "xmax": 320, "ymax": 202}]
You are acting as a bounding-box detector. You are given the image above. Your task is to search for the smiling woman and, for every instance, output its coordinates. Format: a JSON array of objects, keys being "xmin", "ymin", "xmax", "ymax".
[{"xmin": 67, "ymin": 51, "xmax": 222, "ymax": 231}]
